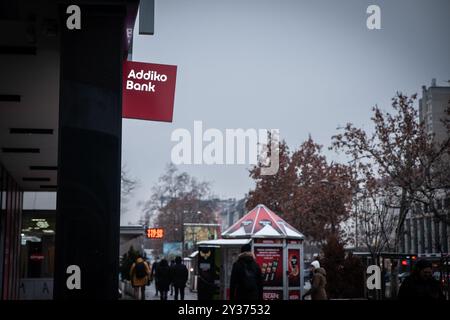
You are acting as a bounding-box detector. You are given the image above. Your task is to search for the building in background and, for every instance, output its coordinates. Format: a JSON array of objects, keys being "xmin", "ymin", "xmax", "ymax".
[
  {"xmin": 216, "ymin": 198, "xmax": 246, "ymax": 231},
  {"xmin": 402, "ymin": 79, "xmax": 450, "ymax": 255},
  {"xmin": 119, "ymin": 225, "xmax": 145, "ymax": 258},
  {"xmin": 420, "ymin": 78, "xmax": 450, "ymax": 142}
]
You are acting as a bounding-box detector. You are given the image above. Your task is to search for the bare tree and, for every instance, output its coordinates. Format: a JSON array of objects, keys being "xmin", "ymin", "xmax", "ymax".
[
  {"xmin": 121, "ymin": 165, "xmax": 139, "ymax": 217},
  {"xmin": 332, "ymin": 94, "xmax": 450, "ymax": 252},
  {"xmin": 355, "ymin": 181, "xmax": 398, "ymax": 256},
  {"xmin": 140, "ymin": 163, "xmax": 216, "ymax": 240}
]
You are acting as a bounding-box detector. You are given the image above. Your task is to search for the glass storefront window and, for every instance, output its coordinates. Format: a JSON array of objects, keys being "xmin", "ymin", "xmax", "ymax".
[{"xmin": 0, "ymin": 164, "xmax": 24, "ymax": 299}]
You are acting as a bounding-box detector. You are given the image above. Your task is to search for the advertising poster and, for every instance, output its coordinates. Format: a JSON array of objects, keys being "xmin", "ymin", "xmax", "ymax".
[
  {"xmin": 162, "ymin": 242, "xmax": 182, "ymax": 259},
  {"xmin": 184, "ymin": 224, "xmax": 220, "ymax": 254},
  {"xmin": 254, "ymin": 247, "xmax": 283, "ymax": 287},
  {"xmin": 288, "ymin": 249, "xmax": 301, "ymax": 287}
]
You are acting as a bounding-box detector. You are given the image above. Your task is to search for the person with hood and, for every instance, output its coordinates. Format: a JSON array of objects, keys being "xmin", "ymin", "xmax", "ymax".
[
  {"xmin": 170, "ymin": 256, "xmax": 189, "ymax": 300},
  {"xmin": 303, "ymin": 260, "xmax": 327, "ymax": 300},
  {"xmin": 229, "ymin": 244, "xmax": 263, "ymax": 300},
  {"xmin": 129, "ymin": 255, "xmax": 151, "ymax": 300},
  {"xmin": 398, "ymin": 259, "xmax": 445, "ymax": 300},
  {"xmin": 155, "ymin": 258, "xmax": 171, "ymax": 300}
]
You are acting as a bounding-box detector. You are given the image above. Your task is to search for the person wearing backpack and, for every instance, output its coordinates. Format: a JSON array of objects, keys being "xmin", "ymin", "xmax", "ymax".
[
  {"xmin": 230, "ymin": 244, "xmax": 263, "ymax": 300},
  {"xmin": 130, "ymin": 255, "xmax": 151, "ymax": 300}
]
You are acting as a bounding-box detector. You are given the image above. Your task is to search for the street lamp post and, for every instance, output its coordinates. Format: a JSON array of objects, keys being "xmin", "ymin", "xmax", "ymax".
[
  {"xmin": 181, "ymin": 210, "xmax": 187, "ymax": 258},
  {"xmin": 320, "ymin": 179, "xmax": 337, "ymax": 234}
]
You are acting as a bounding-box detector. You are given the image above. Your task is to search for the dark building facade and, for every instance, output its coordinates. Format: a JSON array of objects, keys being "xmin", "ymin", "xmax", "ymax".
[{"xmin": 0, "ymin": 0, "xmax": 143, "ymax": 299}]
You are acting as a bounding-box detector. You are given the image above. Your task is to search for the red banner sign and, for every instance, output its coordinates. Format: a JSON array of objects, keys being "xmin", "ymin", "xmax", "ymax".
[{"xmin": 122, "ymin": 60, "xmax": 177, "ymax": 122}]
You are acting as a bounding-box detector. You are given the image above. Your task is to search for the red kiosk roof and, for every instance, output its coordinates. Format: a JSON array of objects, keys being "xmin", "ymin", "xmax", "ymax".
[{"xmin": 222, "ymin": 204, "xmax": 304, "ymax": 239}]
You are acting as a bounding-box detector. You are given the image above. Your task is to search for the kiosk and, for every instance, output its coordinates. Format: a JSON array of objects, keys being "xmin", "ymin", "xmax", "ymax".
[{"xmin": 197, "ymin": 204, "xmax": 305, "ymax": 300}]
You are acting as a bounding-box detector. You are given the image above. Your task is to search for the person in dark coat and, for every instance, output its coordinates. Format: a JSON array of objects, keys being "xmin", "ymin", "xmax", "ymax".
[
  {"xmin": 155, "ymin": 259, "xmax": 171, "ymax": 300},
  {"xmin": 197, "ymin": 270, "xmax": 216, "ymax": 300},
  {"xmin": 169, "ymin": 259, "xmax": 176, "ymax": 296},
  {"xmin": 398, "ymin": 259, "xmax": 445, "ymax": 300},
  {"xmin": 229, "ymin": 244, "xmax": 263, "ymax": 300},
  {"xmin": 150, "ymin": 257, "xmax": 160, "ymax": 297},
  {"xmin": 170, "ymin": 256, "xmax": 189, "ymax": 300}
]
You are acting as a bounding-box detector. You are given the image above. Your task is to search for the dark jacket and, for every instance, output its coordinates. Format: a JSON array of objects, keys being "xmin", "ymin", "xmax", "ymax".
[
  {"xmin": 170, "ymin": 262, "xmax": 189, "ymax": 288},
  {"xmin": 156, "ymin": 264, "xmax": 171, "ymax": 292},
  {"xmin": 197, "ymin": 273, "xmax": 216, "ymax": 300},
  {"xmin": 151, "ymin": 261, "xmax": 159, "ymax": 282},
  {"xmin": 304, "ymin": 268, "xmax": 327, "ymax": 300},
  {"xmin": 229, "ymin": 252, "xmax": 263, "ymax": 300},
  {"xmin": 398, "ymin": 274, "xmax": 445, "ymax": 300}
]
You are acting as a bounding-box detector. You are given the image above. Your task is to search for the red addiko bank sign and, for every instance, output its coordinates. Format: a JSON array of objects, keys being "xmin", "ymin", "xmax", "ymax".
[{"xmin": 122, "ymin": 60, "xmax": 177, "ymax": 122}]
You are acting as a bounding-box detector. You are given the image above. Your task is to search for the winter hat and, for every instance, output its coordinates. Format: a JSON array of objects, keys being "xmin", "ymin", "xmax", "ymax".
[
  {"xmin": 310, "ymin": 260, "xmax": 320, "ymax": 270},
  {"xmin": 241, "ymin": 243, "xmax": 252, "ymax": 253}
]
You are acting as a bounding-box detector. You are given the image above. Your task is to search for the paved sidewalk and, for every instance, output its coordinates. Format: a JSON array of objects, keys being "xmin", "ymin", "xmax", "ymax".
[
  {"xmin": 121, "ymin": 285, "xmax": 197, "ymax": 301},
  {"xmin": 145, "ymin": 285, "xmax": 197, "ymax": 301}
]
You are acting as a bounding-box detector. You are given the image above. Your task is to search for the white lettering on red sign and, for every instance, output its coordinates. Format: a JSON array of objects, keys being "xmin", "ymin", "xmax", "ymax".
[{"xmin": 126, "ymin": 69, "xmax": 168, "ymax": 93}]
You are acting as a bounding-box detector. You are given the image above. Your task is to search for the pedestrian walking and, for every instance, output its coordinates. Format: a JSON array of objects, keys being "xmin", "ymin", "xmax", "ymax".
[
  {"xmin": 170, "ymin": 256, "xmax": 189, "ymax": 300},
  {"xmin": 229, "ymin": 244, "xmax": 263, "ymax": 300},
  {"xmin": 150, "ymin": 256, "xmax": 160, "ymax": 297},
  {"xmin": 303, "ymin": 260, "xmax": 327, "ymax": 300},
  {"xmin": 129, "ymin": 255, "xmax": 151, "ymax": 300},
  {"xmin": 156, "ymin": 258, "xmax": 171, "ymax": 300},
  {"xmin": 169, "ymin": 259, "xmax": 176, "ymax": 296},
  {"xmin": 398, "ymin": 259, "xmax": 445, "ymax": 300}
]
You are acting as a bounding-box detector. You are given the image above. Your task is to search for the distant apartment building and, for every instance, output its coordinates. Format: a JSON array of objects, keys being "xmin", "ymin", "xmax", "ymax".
[
  {"xmin": 216, "ymin": 198, "xmax": 246, "ymax": 231},
  {"xmin": 402, "ymin": 79, "xmax": 450, "ymax": 255},
  {"xmin": 419, "ymin": 78, "xmax": 450, "ymax": 142}
]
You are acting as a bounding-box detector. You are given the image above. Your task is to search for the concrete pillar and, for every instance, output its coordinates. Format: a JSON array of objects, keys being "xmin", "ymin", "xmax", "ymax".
[
  {"xmin": 423, "ymin": 216, "xmax": 429, "ymax": 253},
  {"xmin": 417, "ymin": 217, "xmax": 423, "ymax": 254},
  {"xmin": 405, "ymin": 218, "xmax": 411, "ymax": 253},
  {"xmin": 430, "ymin": 219, "xmax": 436, "ymax": 253},
  {"xmin": 54, "ymin": 2, "xmax": 129, "ymax": 299}
]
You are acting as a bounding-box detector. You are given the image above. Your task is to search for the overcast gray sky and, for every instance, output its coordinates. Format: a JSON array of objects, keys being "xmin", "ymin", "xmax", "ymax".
[{"xmin": 121, "ymin": 0, "xmax": 450, "ymax": 225}]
